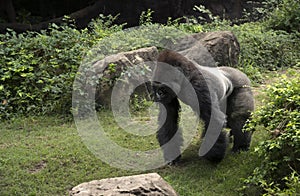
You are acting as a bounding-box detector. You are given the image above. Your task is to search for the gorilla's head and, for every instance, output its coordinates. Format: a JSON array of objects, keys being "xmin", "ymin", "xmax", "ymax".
[
  {"xmin": 152, "ymin": 60, "xmax": 184, "ymax": 104},
  {"xmin": 152, "ymin": 81, "xmax": 177, "ymax": 104}
]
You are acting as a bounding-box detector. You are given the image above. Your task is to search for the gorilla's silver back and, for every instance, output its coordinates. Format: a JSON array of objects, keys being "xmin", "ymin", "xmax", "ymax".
[
  {"xmin": 194, "ymin": 63, "xmax": 234, "ymax": 101},
  {"xmin": 218, "ymin": 67, "xmax": 251, "ymax": 88}
]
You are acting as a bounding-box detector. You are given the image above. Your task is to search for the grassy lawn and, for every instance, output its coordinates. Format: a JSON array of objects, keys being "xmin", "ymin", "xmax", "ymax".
[{"xmin": 0, "ymin": 78, "xmax": 270, "ymax": 196}]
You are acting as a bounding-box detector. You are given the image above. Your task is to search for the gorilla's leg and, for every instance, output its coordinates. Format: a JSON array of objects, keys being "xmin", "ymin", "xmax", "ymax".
[
  {"xmin": 202, "ymin": 131, "xmax": 228, "ymax": 162},
  {"xmin": 197, "ymin": 92, "xmax": 228, "ymax": 163},
  {"xmin": 226, "ymin": 87, "xmax": 254, "ymax": 152},
  {"xmin": 156, "ymin": 98, "xmax": 183, "ymax": 165},
  {"xmin": 200, "ymin": 106, "xmax": 228, "ymax": 163}
]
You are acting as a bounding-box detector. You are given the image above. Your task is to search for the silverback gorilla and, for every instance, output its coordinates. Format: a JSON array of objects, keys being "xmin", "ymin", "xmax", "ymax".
[{"xmin": 152, "ymin": 50, "xmax": 254, "ymax": 164}]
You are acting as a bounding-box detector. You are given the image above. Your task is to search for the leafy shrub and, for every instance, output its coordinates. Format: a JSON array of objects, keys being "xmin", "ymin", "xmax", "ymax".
[
  {"xmin": 130, "ymin": 94, "xmax": 152, "ymax": 114},
  {"xmin": 240, "ymin": 0, "xmax": 300, "ymax": 32},
  {"xmin": 243, "ymin": 71, "xmax": 300, "ymax": 195},
  {"xmin": 265, "ymin": 0, "xmax": 300, "ymax": 32},
  {"xmin": 0, "ymin": 14, "xmax": 191, "ymax": 119},
  {"xmin": 0, "ymin": 16, "xmax": 120, "ymax": 119},
  {"xmin": 237, "ymin": 59, "xmax": 263, "ymax": 84},
  {"xmin": 232, "ymin": 23, "xmax": 300, "ymax": 71},
  {"xmin": 193, "ymin": 5, "xmax": 233, "ymax": 31},
  {"xmin": 241, "ymin": 0, "xmax": 282, "ymax": 23},
  {"xmin": 244, "ymin": 0, "xmax": 300, "ymax": 32},
  {"xmin": 139, "ymin": 9, "xmax": 154, "ymax": 25}
]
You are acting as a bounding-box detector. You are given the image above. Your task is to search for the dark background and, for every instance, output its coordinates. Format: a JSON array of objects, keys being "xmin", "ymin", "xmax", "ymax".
[{"xmin": 0, "ymin": 0, "xmax": 263, "ymax": 32}]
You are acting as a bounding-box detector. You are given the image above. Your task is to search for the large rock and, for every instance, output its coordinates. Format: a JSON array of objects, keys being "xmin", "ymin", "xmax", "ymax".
[
  {"xmin": 194, "ymin": 31, "xmax": 240, "ymax": 66},
  {"xmin": 173, "ymin": 31, "xmax": 240, "ymax": 67},
  {"xmin": 70, "ymin": 173, "xmax": 178, "ymax": 196},
  {"xmin": 92, "ymin": 46, "xmax": 158, "ymax": 107}
]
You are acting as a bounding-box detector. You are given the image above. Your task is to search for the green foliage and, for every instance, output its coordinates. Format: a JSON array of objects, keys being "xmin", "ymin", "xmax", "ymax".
[
  {"xmin": 0, "ymin": 26, "xmax": 88, "ymax": 119},
  {"xmin": 130, "ymin": 94, "xmax": 152, "ymax": 114},
  {"xmin": 243, "ymin": 0, "xmax": 300, "ymax": 32},
  {"xmin": 193, "ymin": 5, "xmax": 233, "ymax": 31},
  {"xmin": 241, "ymin": 0, "xmax": 282, "ymax": 23},
  {"xmin": 90, "ymin": 24, "xmax": 185, "ymax": 55},
  {"xmin": 167, "ymin": 17, "xmax": 204, "ymax": 34},
  {"xmin": 232, "ymin": 23, "xmax": 300, "ymax": 71},
  {"xmin": 89, "ymin": 14, "xmax": 124, "ymax": 39},
  {"xmin": 243, "ymin": 71, "xmax": 300, "ymax": 195},
  {"xmin": 265, "ymin": 0, "xmax": 300, "ymax": 32},
  {"xmin": 0, "ymin": 16, "xmax": 120, "ymax": 119},
  {"xmin": 139, "ymin": 9, "xmax": 154, "ymax": 25},
  {"xmin": 237, "ymin": 59, "xmax": 263, "ymax": 84}
]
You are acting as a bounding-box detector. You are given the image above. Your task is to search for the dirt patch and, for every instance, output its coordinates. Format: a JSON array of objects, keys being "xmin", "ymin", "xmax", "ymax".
[{"xmin": 28, "ymin": 160, "xmax": 47, "ymax": 174}]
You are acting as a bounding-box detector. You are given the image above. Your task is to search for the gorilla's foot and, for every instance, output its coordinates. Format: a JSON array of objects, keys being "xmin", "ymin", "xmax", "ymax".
[
  {"xmin": 202, "ymin": 148, "xmax": 225, "ymax": 163},
  {"xmin": 232, "ymin": 134, "xmax": 251, "ymax": 153},
  {"xmin": 202, "ymin": 131, "xmax": 228, "ymax": 163},
  {"xmin": 167, "ymin": 155, "xmax": 182, "ymax": 166}
]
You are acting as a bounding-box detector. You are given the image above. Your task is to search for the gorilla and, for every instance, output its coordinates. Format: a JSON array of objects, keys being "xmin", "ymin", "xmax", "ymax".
[{"xmin": 152, "ymin": 50, "xmax": 254, "ymax": 164}]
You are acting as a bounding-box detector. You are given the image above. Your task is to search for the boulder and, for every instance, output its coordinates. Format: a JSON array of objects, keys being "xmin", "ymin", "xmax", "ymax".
[
  {"xmin": 173, "ymin": 31, "xmax": 240, "ymax": 67},
  {"xmin": 70, "ymin": 173, "xmax": 178, "ymax": 196},
  {"xmin": 92, "ymin": 46, "xmax": 158, "ymax": 107},
  {"xmin": 194, "ymin": 31, "xmax": 240, "ymax": 66}
]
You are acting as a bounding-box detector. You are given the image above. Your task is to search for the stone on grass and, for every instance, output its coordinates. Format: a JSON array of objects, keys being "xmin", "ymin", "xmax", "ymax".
[{"xmin": 70, "ymin": 173, "xmax": 178, "ymax": 196}]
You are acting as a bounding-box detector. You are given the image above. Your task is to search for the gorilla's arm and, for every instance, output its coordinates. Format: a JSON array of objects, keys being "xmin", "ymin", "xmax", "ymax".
[
  {"xmin": 219, "ymin": 66, "xmax": 254, "ymax": 152},
  {"xmin": 198, "ymin": 91, "xmax": 228, "ymax": 162},
  {"xmin": 156, "ymin": 98, "xmax": 183, "ymax": 164}
]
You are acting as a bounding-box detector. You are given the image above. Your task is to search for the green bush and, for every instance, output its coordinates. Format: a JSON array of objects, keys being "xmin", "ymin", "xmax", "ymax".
[
  {"xmin": 265, "ymin": 0, "xmax": 300, "ymax": 32},
  {"xmin": 232, "ymin": 23, "xmax": 300, "ymax": 71},
  {"xmin": 0, "ymin": 16, "xmax": 121, "ymax": 119},
  {"xmin": 0, "ymin": 15, "xmax": 190, "ymax": 119},
  {"xmin": 243, "ymin": 71, "xmax": 300, "ymax": 195},
  {"xmin": 240, "ymin": 0, "xmax": 300, "ymax": 32}
]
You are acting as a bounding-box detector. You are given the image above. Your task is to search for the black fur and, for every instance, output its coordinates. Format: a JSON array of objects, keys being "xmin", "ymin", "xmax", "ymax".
[
  {"xmin": 156, "ymin": 97, "xmax": 183, "ymax": 165},
  {"xmin": 152, "ymin": 50, "xmax": 254, "ymax": 164}
]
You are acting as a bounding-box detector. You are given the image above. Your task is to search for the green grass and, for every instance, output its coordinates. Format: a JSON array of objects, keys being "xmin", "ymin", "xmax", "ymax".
[{"xmin": 0, "ymin": 78, "xmax": 271, "ymax": 196}]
